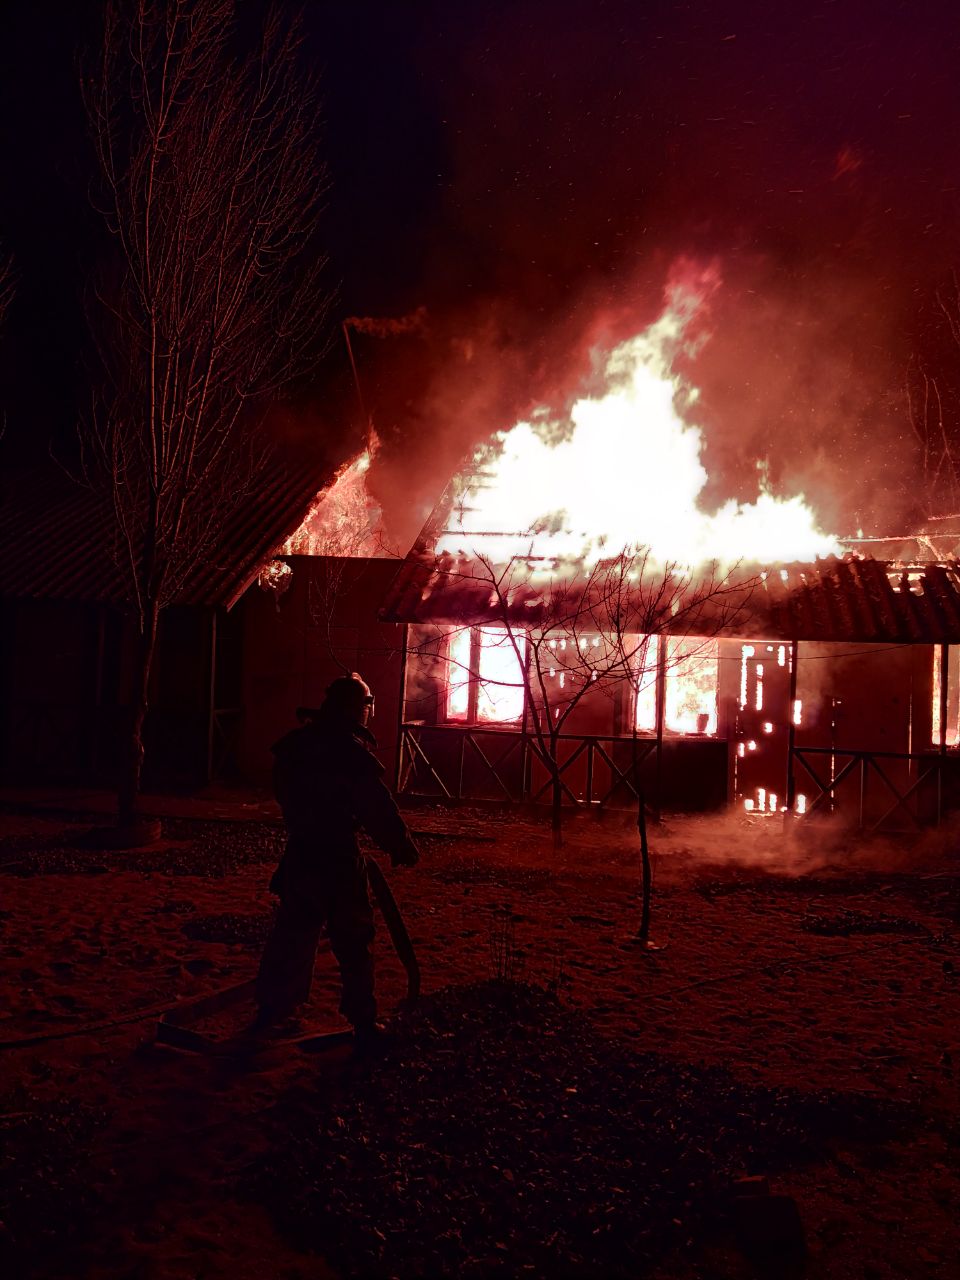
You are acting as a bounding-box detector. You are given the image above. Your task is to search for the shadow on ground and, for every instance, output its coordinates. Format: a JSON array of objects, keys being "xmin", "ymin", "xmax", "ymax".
[{"xmin": 246, "ymin": 980, "xmax": 916, "ymax": 1279}]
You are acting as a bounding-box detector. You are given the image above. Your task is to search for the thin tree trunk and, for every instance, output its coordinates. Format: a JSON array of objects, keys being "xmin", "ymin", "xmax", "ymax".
[
  {"xmin": 550, "ymin": 732, "xmax": 563, "ymax": 848},
  {"xmin": 119, "ymin": 598, "xmax": 159, "ymax": 825},
  {"xmin": 637, "ymin": 791, "xmax": 652, "ymax": 944},
  {"xmin": 551, "ymin": 773, "xmax": 563, "ymax": 848}
]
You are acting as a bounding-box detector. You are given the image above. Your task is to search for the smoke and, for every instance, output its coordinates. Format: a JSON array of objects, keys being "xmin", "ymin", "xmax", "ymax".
[
  {"xmin": 345, "ymin": 307, "xmax": 428, "ymax": 338},
  {"xmin": 684, "ymin": 254, "xmax": 913, "ymax": 538},
  {"xmin": 313, "ymin": 0, "xmax": 960, "ymax": 553},
  {"xmin": 659, "ymin": 809, "xmax": 960, "ymax": 878},
  {"xmin": 363, "ymin": 251, "xmax": 916, "ymax": 553}
]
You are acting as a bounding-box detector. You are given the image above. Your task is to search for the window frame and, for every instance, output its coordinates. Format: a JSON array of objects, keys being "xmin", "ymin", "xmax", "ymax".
[
  {"xmin": 443, "ymin": 625, "xmax": 527, "ymax": 727},
  {"xmin": 632, "ymin": 633, "xmax": 720, "ymax": 737}
]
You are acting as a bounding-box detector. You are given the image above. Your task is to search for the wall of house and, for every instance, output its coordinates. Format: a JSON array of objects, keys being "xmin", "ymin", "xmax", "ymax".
[
  {"xmin": 0, "ymin": 599, "xmax": 221, "ymax": 788},
  {"xmin": 792, "ymin": 641, "xmax": 933, "ymax": 826},
  {"xmin": 399, "ymin": 625, "xmax": 731, "ymax": 811},
  {"xmin": 718, "ymin": 638, "xmax": 935, "ymax": 824},
  {"xmin": 397, "ymin": 630, "xmax": 946, "ymax": 821},
  {"xmin": 4, "ymin": 582, "xmax": 938, "ymax": 825},
  {"xmin": 0, "ymin": 599, "xmax": 108, "ymax": 782},
  {"xmin": 236, "ymin": 556, "xmax": 406, "ymax": 787}
]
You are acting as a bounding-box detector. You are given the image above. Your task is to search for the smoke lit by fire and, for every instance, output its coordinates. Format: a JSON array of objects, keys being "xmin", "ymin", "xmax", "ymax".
[{"xmin": 437, "ymin": 274, "xmax": 841, "ymax": 569}]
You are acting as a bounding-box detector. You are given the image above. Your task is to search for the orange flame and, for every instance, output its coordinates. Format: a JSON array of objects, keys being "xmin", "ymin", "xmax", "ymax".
[
  {"xmin": 281, "ymin": 434, "xmax": 384, "ymax": 557},
  {"xmin": 438, "ymin": 276, "xmax": 840, "ymax": 569}
]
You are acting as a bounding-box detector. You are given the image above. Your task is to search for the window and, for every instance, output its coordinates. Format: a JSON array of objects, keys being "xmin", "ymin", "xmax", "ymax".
[
  {"xmin": 634, "ymin": 635, "xmax": 719, "ymax": 735},
  {"xmin": 932, "ymin": 646, "xmax": 960, "ymax": 747},
  {"xmin": 446, "ymin": 628, "xmax": 472, "ymax": 721},
  {"xmin": 477, "ymin": 627, "xmax": 526, "ymax": 722},
  {"xmin": 634, "ymin": 635, "xmax": 659, "ymax": 733},
  {"xmin": 444, "ymin": 626, "xmax": 526, "ymax": 724},
  {"xmin": 666, "ymin": 637, "xmax": 719, "ymax": 735}
]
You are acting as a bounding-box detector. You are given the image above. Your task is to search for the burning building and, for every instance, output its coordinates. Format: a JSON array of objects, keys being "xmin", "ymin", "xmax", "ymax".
[
  {"xmin": 5, "ymin": 278, "xmax": 960, "ymax": 832},
  {"xmin": 376, "ymin": 280, "xmax": 960, "ymax": 830}
]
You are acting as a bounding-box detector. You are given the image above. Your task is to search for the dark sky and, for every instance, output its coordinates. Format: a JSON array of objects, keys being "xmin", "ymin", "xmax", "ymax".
[{"xmin": 2, "ymin": 1, "xmax": 960, "ymax": 543}]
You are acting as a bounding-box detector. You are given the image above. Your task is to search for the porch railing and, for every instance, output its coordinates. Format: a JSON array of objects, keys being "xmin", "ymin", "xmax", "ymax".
[
  {"xmin": 399, "ymin": 722, "xmax": 958, "ymax": 828},
  {"xmin": 791, "ymin": 745, "xmax": 948, "ymax": 832},
  {"xmin": 397, "ymin": 723, "xmax": 658, "ymax": 810}
]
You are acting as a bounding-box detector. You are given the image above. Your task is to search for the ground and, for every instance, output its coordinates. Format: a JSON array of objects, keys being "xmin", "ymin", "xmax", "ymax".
[{"xmin": 1, "ymin": 793, "xmax": 958, "ymax": 1278}]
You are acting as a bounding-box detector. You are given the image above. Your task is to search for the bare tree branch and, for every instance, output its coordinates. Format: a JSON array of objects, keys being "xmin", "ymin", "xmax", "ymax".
[
  {"xmin": 413, "ymin": 546, "xmax": 759, "ymax": 844},
  {"xmin": 79, "ymin": 0, "xmax": 334, "ymax": 823},
  {"xmin": 0, "ymin": 250, "xmax": 13, "ymax": 335}
]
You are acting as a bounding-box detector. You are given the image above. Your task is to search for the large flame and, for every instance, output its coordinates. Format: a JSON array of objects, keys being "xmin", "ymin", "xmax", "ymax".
[
  {"xmin": 281, "ymin": 433, "xmax": 384, "ymax": 557},
  {"xmin": 437, "ymin": 278, "xmax": 841, "ymax": 569}
]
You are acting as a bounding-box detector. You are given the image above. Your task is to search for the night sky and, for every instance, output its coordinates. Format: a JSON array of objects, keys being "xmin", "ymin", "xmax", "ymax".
[{"xmin": 2, "ymin": 0, "xmax": 960, "ymax": 545}]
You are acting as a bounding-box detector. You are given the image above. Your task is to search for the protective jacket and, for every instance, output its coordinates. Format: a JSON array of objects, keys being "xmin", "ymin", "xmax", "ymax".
[{"xmin": 269, "ymin": 707, "xmax": 417, "ymax": 890}]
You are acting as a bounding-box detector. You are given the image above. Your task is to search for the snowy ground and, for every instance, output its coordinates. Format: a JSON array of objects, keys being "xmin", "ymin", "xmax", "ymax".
[{"xmin": 1, "ymin": 801, "xmax": 958, "ymax": 1278}]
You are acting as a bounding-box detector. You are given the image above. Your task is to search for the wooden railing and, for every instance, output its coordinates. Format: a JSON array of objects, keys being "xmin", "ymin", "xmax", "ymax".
[
  {"xmin": 399, "ymin": 724, "xmax": 958, "ymax": 829},
  {"xmin": 397, "ymin": 723, "xmax": 659, "ymax": 810},
  {"xmin": 791, "ymin": 745, "xmax": 946, "ymax": 831}
]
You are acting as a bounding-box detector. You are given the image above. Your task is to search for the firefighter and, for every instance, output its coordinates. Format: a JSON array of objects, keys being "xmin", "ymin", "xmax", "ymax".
[{"xmin": 254, "ymin": 673, "xmax": 421, "ymax": 1051}]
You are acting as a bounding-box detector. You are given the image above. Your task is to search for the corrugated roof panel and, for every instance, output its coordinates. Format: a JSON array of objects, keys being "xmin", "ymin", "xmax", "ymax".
[
  {"xmin": 924, "ymin": 564, "xmax": 960, "ymax": 636},
  {"xmin": 379, "ymin": 548, "xmax": 960, "ymax": 644},
  {"xmin": 847, "ymin": 559, "xmax": 888, "ymax": 639},
  {"xmin": 0, "ymin": 453, "xmax": 341, "ymax": 609}
]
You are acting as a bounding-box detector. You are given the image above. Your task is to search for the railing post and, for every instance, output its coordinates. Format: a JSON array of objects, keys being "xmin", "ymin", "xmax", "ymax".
[
  {"xmin": 585, "ymin": 738, "xmax": 594, "ymax": 805},
  {"xmin": 939, "ymin": 644, "xmax": 949, "ymax": 753},
  {"xmin": 785, "ymin": 639, "xmax": 799, "ymax": 818},
  {"xmin": 393, "ymin": 623, "xmax": 409, "ymax": 793},
  {"xmin": 396, "ymin": 727, "xmax": 411, "ymax": 794},
  {"xmin": 520, "ymin": 640, "xmax": 532, "ymax": 802},
  {"xmin": 654, "ymin": 637, "xmax": 667, "ymax": 821},
  {"xmin": 859, "ymin": 755, "xmax": 867, "ymax": 830}
]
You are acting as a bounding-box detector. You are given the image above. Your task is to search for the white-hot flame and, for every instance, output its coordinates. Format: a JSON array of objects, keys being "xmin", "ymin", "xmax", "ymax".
[{"xmin": 438, "ymin": 280, "xmax": 840, "ymax": 568}]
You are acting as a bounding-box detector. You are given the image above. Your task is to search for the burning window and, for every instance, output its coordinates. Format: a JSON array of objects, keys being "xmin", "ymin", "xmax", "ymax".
[
  {"xmin": 666, "ymin": 637, "xmax": 719, "ymax": 734},
  {"xmin": 446, "ymin": 628, "xmax": 473, "ymax": 721},
  {"xmin": 633, "ymin": 635, "xmax": 719, "ymax": 735},
  {"xmin": 932, "ymin": 646, "xmax": 960, "ymax": 747},
  {"xmin": 634, "ymin": 635, "xmax": 659, "ymax": 732},
  {"xmin": 444, "ymin": 626, "xmax": 526, "ymax": 724},
  {"xmin": 477, "ymin": 627, "xmax": 526, "ymax": 722}
]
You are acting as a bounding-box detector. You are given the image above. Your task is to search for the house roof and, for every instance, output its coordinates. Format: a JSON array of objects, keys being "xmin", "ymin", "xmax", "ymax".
[
  {"xmin": 379, "ymin": 548, "xmax": 960, "ymax": 645},
  {"xmin": 377, "ymin": 471, "xmax": 960, "ymax": 643},
  {"xmin": 0, "ymin": 451, "xmax": 340, "ymax": 610}
]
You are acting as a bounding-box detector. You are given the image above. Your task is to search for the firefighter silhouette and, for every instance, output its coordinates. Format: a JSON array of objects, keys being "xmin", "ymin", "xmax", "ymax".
[{"xmin": 255, "ymin": 674, "xmax": 421, "ymax": 1048}]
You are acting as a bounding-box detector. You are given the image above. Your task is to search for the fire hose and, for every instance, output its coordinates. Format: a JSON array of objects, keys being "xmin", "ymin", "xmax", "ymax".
[{"xmin": 365, "ymin": 854, "xmax": 421, "ymax": 1000}]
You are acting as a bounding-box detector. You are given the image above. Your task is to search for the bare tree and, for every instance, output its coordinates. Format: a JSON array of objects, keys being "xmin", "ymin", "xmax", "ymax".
[
  {"xmin": 81, "ymin": 0, "xmax": 332, "ymax": 829},
  {"xmin": 906, "ymin": 270, "xmax": 960, "ymax": 552},
  {"xmin": 906, "ymin": 354, "xmax": 960, "ymax": 548},
  {"xmin": 408, "ymin": 549, "xmax": 756, "ymax": 945},
  {"xmin": 0, "ymin": 249, "xmax": 13, "ymax": 436}
]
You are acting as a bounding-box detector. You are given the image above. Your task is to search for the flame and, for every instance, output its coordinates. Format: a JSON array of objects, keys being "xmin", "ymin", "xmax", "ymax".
[
  {"xmin": 281, "ymin": 433, "xmax": 384, "ymax": 557},
  {"xmin": 438, "ymin": 278, "xmax": 840, "ymax": 569}
]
